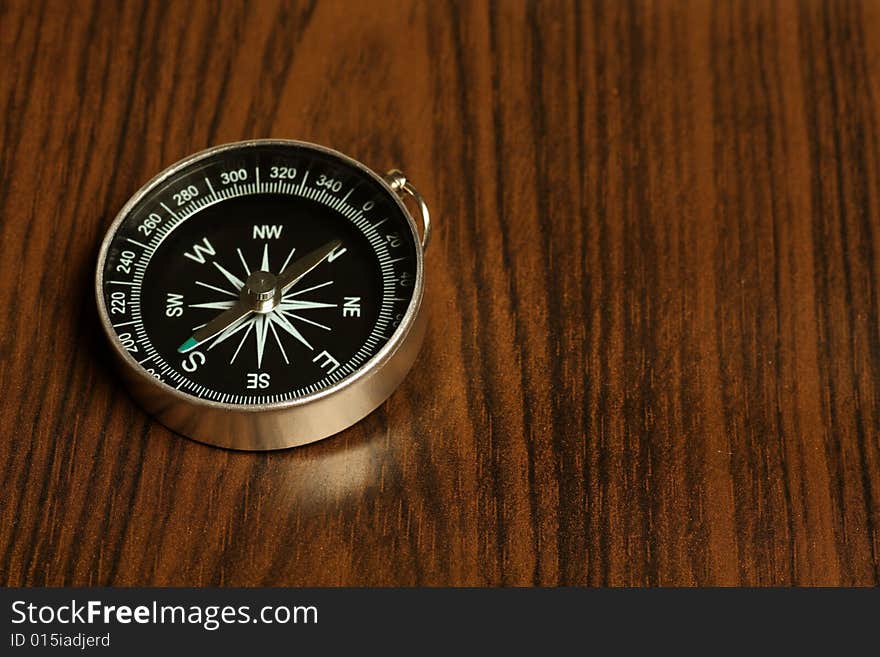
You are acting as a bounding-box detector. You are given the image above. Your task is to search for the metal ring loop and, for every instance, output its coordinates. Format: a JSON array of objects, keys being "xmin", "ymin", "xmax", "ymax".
[{"xmin": 384, "ymin": 170, "xmax": 431, "ymax": 251}]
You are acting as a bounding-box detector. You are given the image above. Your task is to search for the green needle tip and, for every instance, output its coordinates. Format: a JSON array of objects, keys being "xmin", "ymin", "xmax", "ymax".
[{"xmin": 177, "ymin": 337, "xmax": 198, "ymax": 353}]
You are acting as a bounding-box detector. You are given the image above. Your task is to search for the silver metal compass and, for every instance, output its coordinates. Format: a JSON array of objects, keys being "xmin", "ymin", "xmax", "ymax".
[{"xmin": 95, "ymin": 140, "xmax": 430, "ymax": 450}]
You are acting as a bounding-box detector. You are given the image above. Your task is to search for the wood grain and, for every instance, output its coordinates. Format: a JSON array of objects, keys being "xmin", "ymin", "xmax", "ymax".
[{"xmin": 1, "ymin": 0, "xmax": 878, "ymax": 586}]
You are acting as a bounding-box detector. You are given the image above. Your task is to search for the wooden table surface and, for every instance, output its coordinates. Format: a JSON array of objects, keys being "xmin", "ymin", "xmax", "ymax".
[{"xmin": 1, "ymin": 0, "xmax": 879, "ymax": 586}]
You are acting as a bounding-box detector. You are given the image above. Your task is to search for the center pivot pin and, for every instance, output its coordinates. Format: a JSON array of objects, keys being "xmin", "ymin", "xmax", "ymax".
[{"xmin": 244, "ymin": 271, "xmax": 279, "ymax": 313}]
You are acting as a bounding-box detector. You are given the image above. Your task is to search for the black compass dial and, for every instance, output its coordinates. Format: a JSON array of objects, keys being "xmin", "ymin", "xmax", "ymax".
[{"xmin": 99, "ymin": 142, "xmax": 419, "ymax": 405}]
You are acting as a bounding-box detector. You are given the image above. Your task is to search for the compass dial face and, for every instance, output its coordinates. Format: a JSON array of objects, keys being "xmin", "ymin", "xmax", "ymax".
[{"xmin": 98, "ymin": 142, "xmax": 419, "ymax": 405}]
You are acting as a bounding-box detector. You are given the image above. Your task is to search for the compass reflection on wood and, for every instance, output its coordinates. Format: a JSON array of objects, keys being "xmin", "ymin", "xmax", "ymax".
[{"xmin": 95, "ymin": 140, "xmax": 429, "ymax": 450}]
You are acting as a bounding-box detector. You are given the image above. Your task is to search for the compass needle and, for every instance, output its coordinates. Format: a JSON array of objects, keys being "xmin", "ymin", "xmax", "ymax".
[
  {"xmin": 97, "ymin": 140, "xmax": 428, "ymax": 449},
  {"xmin": 178, "ymin": 300, "xmax": 251, "ymax": 352},
  {"xmin": 276, "ymin": 240, "xmax": 341, "ymax": 294},
  {"xmin": 208, "ymin": 315, "xmax": 253, "ymax": 350}
]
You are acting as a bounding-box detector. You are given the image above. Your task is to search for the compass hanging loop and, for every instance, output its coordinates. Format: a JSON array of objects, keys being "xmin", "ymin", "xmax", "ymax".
[{"xmin": 384, "ymin": 169, "xmax": 431, "ymax": 251}]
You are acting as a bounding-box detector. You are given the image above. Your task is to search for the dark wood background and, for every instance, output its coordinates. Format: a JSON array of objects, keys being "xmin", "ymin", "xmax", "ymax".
[{"xmin": 1, "ymin": 0, "xmax": 878, "ymax": 586}]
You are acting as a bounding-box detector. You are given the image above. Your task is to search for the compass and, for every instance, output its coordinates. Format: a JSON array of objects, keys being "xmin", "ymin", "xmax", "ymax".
[{"xmin": 95, "ymin": 140, "xmax": 430, "ymax": 450}]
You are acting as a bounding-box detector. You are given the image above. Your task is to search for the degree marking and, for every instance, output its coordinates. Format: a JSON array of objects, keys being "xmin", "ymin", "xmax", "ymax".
[{"xmin": 160, "ymin": 202, "xmax": 179, "ymax": 219}]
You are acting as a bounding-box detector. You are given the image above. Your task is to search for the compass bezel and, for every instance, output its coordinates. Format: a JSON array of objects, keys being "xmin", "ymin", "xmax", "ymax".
[{"xmin": 95, "ymin": 139, "xmax": 427, "ymax": 449}]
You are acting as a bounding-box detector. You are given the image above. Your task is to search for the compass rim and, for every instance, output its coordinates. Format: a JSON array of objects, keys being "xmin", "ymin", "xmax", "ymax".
[{"xmin": 95, "ymin": 138, "xmax": 426, "ymax": 419}]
